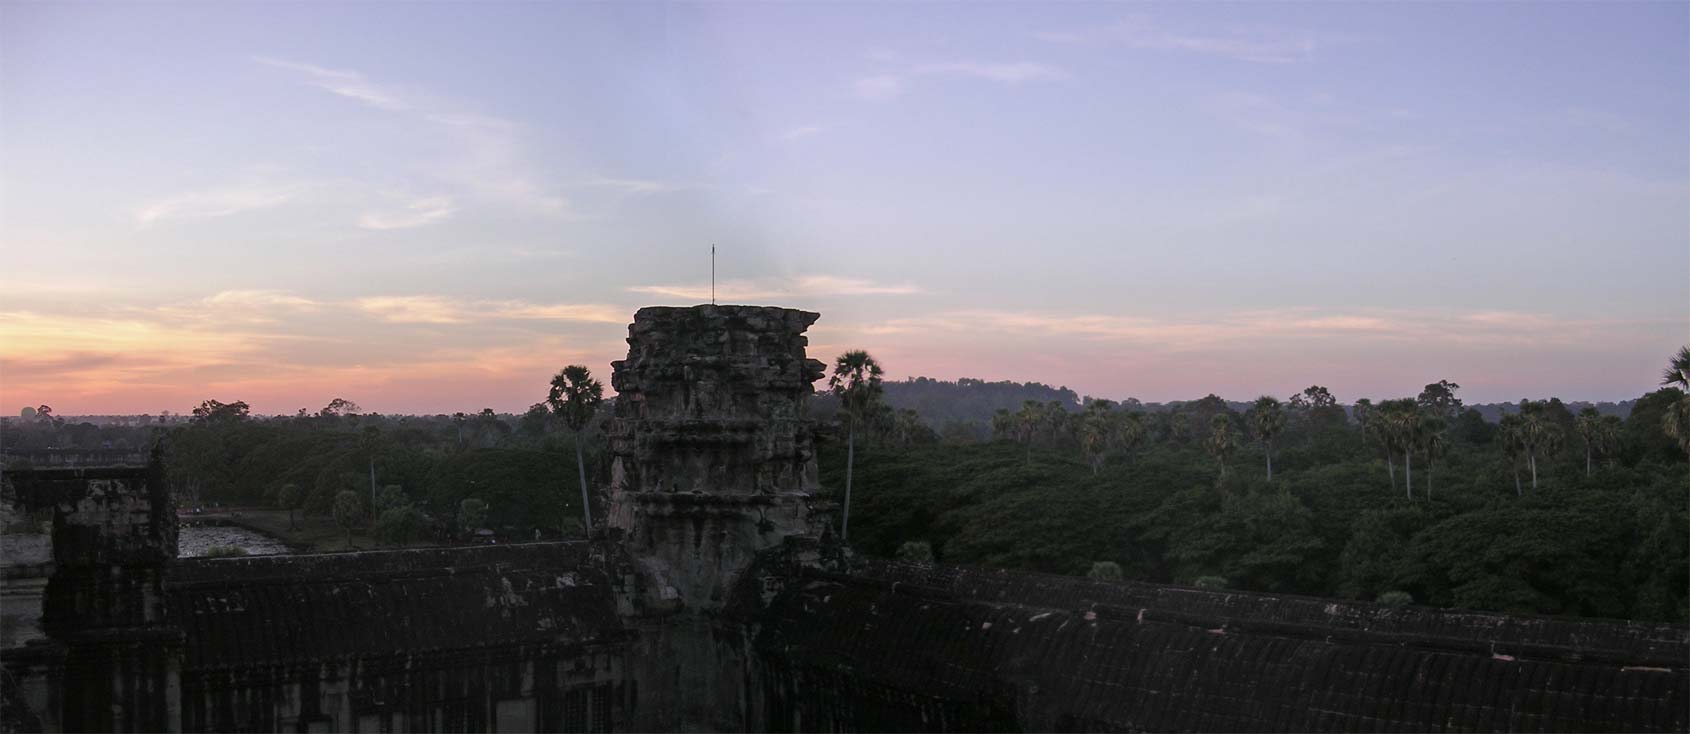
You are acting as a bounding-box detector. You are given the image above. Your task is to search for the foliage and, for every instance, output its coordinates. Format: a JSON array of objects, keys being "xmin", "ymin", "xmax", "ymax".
[
  {"xmin": 1087, "ymin": 561, "xmax": 1123, "ymax": 581},
  {"xmin": 331, "ymin": 490, "xmax": 363, "ymax": 548},
  {"xmin": 1376, "ymin": 590, "xmax": 1413, "ymax": 607},
  {"xmin": 896, "ymin": 541, "xmax": 934, "ymax": 562},
  {"xmin": 459, "ymin": 498, "xmax": 489, "ymax": 533}
]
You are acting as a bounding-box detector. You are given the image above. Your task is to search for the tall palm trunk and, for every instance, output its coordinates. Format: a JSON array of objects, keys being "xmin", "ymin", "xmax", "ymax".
[
  {"xmin": 1513, "ymin": 463, "xmax": 1522, "ymax": 496},
  {"xmin": 1386, "ymin": 454, "xmax": 1396, "ymax": 492},
  {"xmin": 1404, "ymin": 451, "xmax": 1413, "ymax": 500},
  {"xmin": 369, "ymin": 458, "xmax": 377, "ymax": 509},
  {"xmin": 575, "ymin": 432, "xmax": 592, "ymax": 532},
  {"xmin": 1529, "ymin": 453, "xmax": 1539, "ymax": 491},
  {"xmin": 1265, "ymin": 444, "xmax": 1273, "ymax": 481},
  {"xmin": 1425, "ymin": 457, "xmax": 1433, "ymax": 500},
  {"xmin": 1585, "ymin": 448, "xmax": 1592, "ymax": 477},
  {"xmin": 843, "ymin": 417, "xmax": 856, "ymax": 540}
]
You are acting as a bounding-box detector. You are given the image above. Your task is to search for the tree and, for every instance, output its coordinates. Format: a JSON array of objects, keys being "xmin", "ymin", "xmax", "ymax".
[
  {"xmin": 1660, "ymin": 346, "xmax": 1690, "ymax": 462},
  {"xmin": 1354, "ymin": 398, "xmax": 1393, "ymax": 487},
  {"xmin": 1087, "ymin": 561, "xmax": 1124, "ymax": 581},
  {"xmin": 1377, "ymin": 399, "xmax": 1420, "ymax": 498},
  {"xmin": 896, "ymin": 541, "xmax": 934, "ymax": 562},
  {"xmin": 1416, "ymin": 380, "xmax": 1463, "ymax": 420},
  {"xmin": 1518, "ymin": 402, "xmax": 1563, "ymax": 490},
  {"xmin": 829, "ymin": 351, "xmax": 884, "ymax": 541},
  {"xmin": 332, "ymin": 490, "xmax": 363, "ymax": 550},
  {"xmin": 1597, "ymin": 415, "xmax": 1623, "ymax": 469},
  {"xmin": 1245, "ymin": 396, "xmax": 1285, "ymax": 480},
  {"xmin": 360, "ymin": 426, "xmax": 382, "ymax": 509},
  {"xmin": 459, "ymin": 497, "xmax": 489, "ymax": 536},
  {"xmin": 1418, "ymin": 414, "xmax": 1446, "ymax": 499},
  {"xmin": 548, "ymin": 365, "xmax": 604, "ymax": 533},
  {"xmin": 1575, "ymin": 408, "xmax": 1603, "ymax": 477},
  {"xmin": 1079, "ymin": 400, "xmax": 1124, "ymax": 475},
  {"xmin": 1204, "ymin": 414, "xmax": 1238, "ymax": 483},
  {"xmin": 319, "ymin": 398, "xmax": 361, "ymax": 418},
  {"xmin": 191, "ymin": 399, "xmax": 249, "ymax": 424},
  {"xmin": 19, "ymin": 406, "xmax": 35, "ymax": 420},
  {"xmin": 276, "ymin": 483, "xmax": 302, "ymax": 531},
  {"xmin": 452, "ymin": 412, "xmax": 468, "ymax": 449},
  {"xmin": 1499, "ymin": 413, "xmax": 1526, "ymax": 496}
]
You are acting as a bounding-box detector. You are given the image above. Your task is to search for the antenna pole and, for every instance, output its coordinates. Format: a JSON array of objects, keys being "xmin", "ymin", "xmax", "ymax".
[{"xmin": 711, "ymin": 244, "xmax": 716, "ymax": 305}]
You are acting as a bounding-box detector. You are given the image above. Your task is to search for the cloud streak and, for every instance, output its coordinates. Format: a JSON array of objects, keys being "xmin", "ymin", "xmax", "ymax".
[
  {"xmin": 628, "ymin": 275, "xmax": 922, "ymax": 302},
  {"xmin": 358, "ymin": 196, "xmax": 456, "ymax": 230},
  {"xmin": 1036, "ymin": 15, "xmax": 1322, "ymax": 64},
  {"xmin": 133, "ymin": 183, "xmax": 302, "ymax": 226},
  {"xmin": 852, "ymin": 59, "xmax": 1066, "ymax": 101}
]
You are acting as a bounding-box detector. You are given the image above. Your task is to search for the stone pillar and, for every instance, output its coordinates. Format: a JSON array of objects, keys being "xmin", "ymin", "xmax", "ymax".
[
  {"xmin": 3, "ymin": 461, "xmax": 183, "ymax": 733},
  {"xmin": 606, "ymin": 305, "xmax": 830, "ymax": 731}
]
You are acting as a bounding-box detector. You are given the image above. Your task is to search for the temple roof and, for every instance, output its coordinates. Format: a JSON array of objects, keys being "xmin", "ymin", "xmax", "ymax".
[
  {"xmin": 758, "ymin": 558, "xmax": 1689, "ymax": 732},
  {"xmin": 166, "ymin": 543, "xmax": 626, "ymax": 671}
]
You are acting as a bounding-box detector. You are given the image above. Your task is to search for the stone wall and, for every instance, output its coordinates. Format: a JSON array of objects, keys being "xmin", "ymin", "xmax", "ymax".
[
  {"xmin": 1, "ymin": 463, "xmax": 181, "ymax": 733},
  {"xmin": 166, "ymin": 544, "xmax": 631, "ymax": 733},
  {"xmin": 754, "ymin": 558, "xmax": 1690, "ymax": 732}
]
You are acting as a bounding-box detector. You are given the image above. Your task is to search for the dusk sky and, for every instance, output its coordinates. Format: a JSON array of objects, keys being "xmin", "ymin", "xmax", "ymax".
[{"xmin": 3, "ymin": 2, "xmax": 1686, "ymax": 415}]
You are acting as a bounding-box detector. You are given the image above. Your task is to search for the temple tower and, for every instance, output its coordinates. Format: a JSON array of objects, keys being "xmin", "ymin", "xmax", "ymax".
[
  {"xmin": 605, "ymin": 304, "xmax": 830, "ymax": 730},
  {"xmin": 605, "ymin": 304, "xmax": 828, "ymax": 611}
]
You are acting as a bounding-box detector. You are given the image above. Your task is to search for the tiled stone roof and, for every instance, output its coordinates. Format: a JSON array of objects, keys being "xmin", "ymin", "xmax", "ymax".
[
  {"xmin": 758, "ymin": 559, "xmax": 1689, "ymax": 732},
  {"xmin": 166, "ymin": 543, "xmax": 628, "ymax": 671}
]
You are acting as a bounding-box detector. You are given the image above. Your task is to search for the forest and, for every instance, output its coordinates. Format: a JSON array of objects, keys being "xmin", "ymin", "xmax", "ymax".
[{"xmin": 4, "ymin": 351, "xmax": 1687, "ymax": 624}]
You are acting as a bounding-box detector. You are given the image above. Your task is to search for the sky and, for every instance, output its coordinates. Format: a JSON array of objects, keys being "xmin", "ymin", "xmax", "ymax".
[{"xmin": 2, "ymin": 2, "xmax": 1686, "ymax": 415}]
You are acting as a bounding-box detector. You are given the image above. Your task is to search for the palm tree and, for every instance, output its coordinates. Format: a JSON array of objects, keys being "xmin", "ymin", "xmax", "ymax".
[
  {"xmin": 1499, "ymin": 413, "xmax": 1526, "ymax": 496},
  {"xmin": 829, "ymin": 350, "xmax": 884, "ymax": 541},
  {"xmin": 1079, "ymin": 400, "xmax": 1122, "ymax": 475},
  {"xmin": 1119, "ymin": 411, "xmax": 1147, "ymax": 465},
  {"xmin": 1660, "ymin": 346, "xmax": 1690, "ymax": 462},
  {"xmin": 1575, "ymin": 407, "xmax": 1602, "ymax": 477},
  {"xmin": 1204, "ymin": 414, "xmax": 1239, "ymax": 483},
  {"xmin": 1661, "ymin": 345, "xmax": 1690, "ymax": 389},
  {"xmin": 1419, "ymin": 414, "xmax": 1446, "ymax": 499},
  {"xmin": 1355, "ymin": 398, "xmax": 1393, "ymax": 490},
  {"xmin": 1379, "ymin": 399, "xmax": 1419, "ymax": 499},
  {"xmin": 548, "ymin": 365, "xmax": 604, "ymax": 533},
  {"xmin": 1598, "ymin": 415, "xmax": 1623, "ymax": 469},
  {"xmin": 1517, "ymin": 402, "xmax": 1562, "ymax": 491},
  {"xmin": 1246, "ymin": 396, "xmax": 1285, "ymax": 480}
]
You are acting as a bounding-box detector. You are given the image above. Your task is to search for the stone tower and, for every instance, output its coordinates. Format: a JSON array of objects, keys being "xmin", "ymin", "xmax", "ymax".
[
  {"xmin": 605, "ymin": 304, "xmax": 829, "ymax": 611},
  {"xmin": 606, "ymin": 305, "xmax": 832, "ymax": 731}
]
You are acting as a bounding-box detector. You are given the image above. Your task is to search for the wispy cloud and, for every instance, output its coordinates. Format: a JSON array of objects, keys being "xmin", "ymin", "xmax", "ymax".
[
  {"xmin": 852, "ymin": 307, "xmax": 1661, "ymax": 351},
  {"xmin": 628, "ymin": 275, "xmax": 921, "ymax": 302},
  {"xmin": 256, "ymin": 57, "xmax": 576, "ymax": 219},
  {"xmin": 915, "ymin": 62, "xmax": 1068, "ymax": 84},
  {"xmin": 779, "ymin": 125, "xmax": 827, "ymax": 142},
  {"xmin": 133, "ymin": 183, "xmax": 302, "ymax": 226},
  {"xmin": 1037, "ymin": 15, "xmax": 1321, "ymax": 64},
  {"xmin": 255, "ymin": 57, "xmax": 411, "ymax": 111},
  {"xmin": 853, "ymin": 59, "xmax": 1066, "ymax": 101},
  {"xmin": 580, "ymin": 177, "xmax": 689, "ymax": 195},
  {"xmin": 358, "ymin": 196, "xmax": 456, "ymax": 230},
  {"xmin": 853, "ymin": 75, "xmax": 905, "ymax": 101},
  {"xmin": 356, "ymin": 295, "xmax": 627, "ymax": 325}
]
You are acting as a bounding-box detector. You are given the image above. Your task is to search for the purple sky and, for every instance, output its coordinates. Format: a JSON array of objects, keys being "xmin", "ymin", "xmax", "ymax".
[{"xmin": 2, "ymin": 2, "xmax": 1686, "ymax": 414}]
